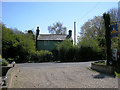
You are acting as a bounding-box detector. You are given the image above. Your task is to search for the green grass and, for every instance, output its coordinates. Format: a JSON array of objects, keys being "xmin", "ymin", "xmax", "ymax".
[{"xmin": 94, "ymin": 61, "xmax": 106, "ymax": 65}]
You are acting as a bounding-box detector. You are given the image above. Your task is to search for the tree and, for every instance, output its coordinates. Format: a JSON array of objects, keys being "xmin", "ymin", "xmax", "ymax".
[
  {"xmin": 28, "ymin": 30, "xmax": 33, "ymax": 34},
  {"xmin": 108, "ymin": 8, "xmax": 119, "ymax": 22},
  {"xmin": 2, "ymin": 24, "xmax": 35, "ymax": 62},
  {"xmin": 48, "ymin": 22, "xmax": 67, "ymax": 34},
  {"xmin": 79, "ymin": 8, "xmax": 119, "ymax": 43},
  {"xmin": 2, "ymin": 24, "xmax": 16, "ymax": 59},
  {"xmin": 103, "ymin": 13, "xmax": 113, "ymax": 66},
  {"xmin": 79, "ymin": 16, "xmax": 106, "ymax": 55},
  {"xmin": 80, "ymin": 16, "xmax": 105, "ymax": 40},
  {"xmin": 27, "ymin": 30, "xmax": 36, "ymax": 41},
  {"xmin": 79, "ymin": 8, "xmax": 119, "ymax": 61}
]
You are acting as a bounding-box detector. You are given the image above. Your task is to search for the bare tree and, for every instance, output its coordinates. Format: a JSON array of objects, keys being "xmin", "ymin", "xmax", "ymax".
[
  {"xmin": 48, "ymin": 22, "xmax": 67, "ymax": 34},
  {"xmin": 108, "ymin": 8, "xmax": 119, "ymax": 22}
]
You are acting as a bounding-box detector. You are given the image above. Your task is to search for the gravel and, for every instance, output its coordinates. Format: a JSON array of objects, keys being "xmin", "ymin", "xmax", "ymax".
[{"xmin": 11, "ymin": 62, "xmax": 118, "ymax": 88}]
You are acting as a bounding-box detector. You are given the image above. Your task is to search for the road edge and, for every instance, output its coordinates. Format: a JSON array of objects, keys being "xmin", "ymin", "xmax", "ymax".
[{"xmin": 6, "ymin": 66, "xmax": 19, "ymax": 88}]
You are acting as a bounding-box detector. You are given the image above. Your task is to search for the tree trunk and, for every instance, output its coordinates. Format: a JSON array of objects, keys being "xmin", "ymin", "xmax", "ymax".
[{"xmin": 103, "ymin": 13, "xmax": 113, "ymax": 66}]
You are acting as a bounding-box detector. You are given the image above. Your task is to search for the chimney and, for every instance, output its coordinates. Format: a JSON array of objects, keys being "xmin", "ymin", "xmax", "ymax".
[
  {"xmin": 69, "ymin": 30, "xmax": 72, "ymax": 38},
  {"xmin": 36, "ymin": 26, "xmax": 40, "ymax": 38},
  {"xmin": 74, "ymin": 22, "xmax": 76, "ymax": 45},
  {"xmin": 36, "ymin": 26, "xmax": 40, "ymax": 51}
]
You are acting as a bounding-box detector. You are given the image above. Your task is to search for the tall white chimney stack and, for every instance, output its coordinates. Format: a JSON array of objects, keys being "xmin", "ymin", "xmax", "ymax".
[{"xmin": 74, "ymin": 22, "xmax": 76, "ymax": 45}]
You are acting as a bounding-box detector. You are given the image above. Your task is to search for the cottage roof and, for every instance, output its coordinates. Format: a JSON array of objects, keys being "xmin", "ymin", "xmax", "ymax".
[{"xmin": 37, "ymin": 34, "xmax": 72, "ymax": 41}]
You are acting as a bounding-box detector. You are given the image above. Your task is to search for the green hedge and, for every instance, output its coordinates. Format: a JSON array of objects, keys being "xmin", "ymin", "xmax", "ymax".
[
  {"xmin": 30, "ymin": 50, "xmax": 53, "ymax": 62},
  {"xmin": 56, "ymin": 39, "xmax": 105, "ymax": 62}
]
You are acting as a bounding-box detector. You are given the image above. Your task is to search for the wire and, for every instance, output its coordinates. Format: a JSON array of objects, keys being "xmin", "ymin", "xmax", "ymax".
[{"xmin": 77, "ymin": 2, "xmax": 101, "ymax": 22}]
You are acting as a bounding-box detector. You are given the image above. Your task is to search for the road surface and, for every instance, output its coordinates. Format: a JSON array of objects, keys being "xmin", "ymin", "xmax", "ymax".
[{"xmin": 11, "ymin": 62, "xmax": 118, "ymax": 88}]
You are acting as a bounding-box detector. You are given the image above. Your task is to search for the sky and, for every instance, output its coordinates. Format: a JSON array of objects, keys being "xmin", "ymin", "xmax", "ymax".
[{"xmin": 2, "ymin": 1, "xmax": 119, "ymax": 39}]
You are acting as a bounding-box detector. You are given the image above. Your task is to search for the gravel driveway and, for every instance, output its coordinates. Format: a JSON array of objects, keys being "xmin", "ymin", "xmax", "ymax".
[{"xmin": 11, "ymin": 62, "xmax": 118, "ymax": 88}]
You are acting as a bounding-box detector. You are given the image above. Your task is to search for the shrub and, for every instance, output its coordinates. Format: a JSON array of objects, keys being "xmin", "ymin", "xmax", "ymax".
[
  {"xmin": 51, "ymin": 49, "xmax": 59, "ymax": 61},
  {"xmin": 30, "ymin": 50, "xmax": 53, "ymax": 62},
  {"xmin": 78, "ymin": 46, "xmax": 97, "ymax": 61},
  {"xmin": 0, "ymin": 58, "xmax": 9, "ymax": 66},
  {"xmin": 57, "ymin": 39, "xmax": 75, "ymax": 62},
  {"xmin": 56, "ymin": 39, "xmax": 100, "ymax": 62},
  {"xmin": 38, "ymin": 50, "xmax": 53, "ymax": 62}
]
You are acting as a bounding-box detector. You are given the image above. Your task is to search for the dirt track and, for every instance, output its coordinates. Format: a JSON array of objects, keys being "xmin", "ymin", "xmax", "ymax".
[{"xmin": 11, "ymin": 63, "xmax": 118, "ymax": 88}]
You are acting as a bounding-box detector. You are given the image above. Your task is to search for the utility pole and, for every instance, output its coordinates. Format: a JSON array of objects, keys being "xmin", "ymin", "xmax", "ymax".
[{"xmin": 103, "ymin": 13, "xmax": 113, "ymax": 66}]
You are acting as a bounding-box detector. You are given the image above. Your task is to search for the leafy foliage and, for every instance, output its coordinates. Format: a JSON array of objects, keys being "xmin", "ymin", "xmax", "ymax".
[
  {"xmin": 2, "ymin": 24, "xmax": 54, "ymax": 63},
  {"xmin": 2, "ymin": 24, "xmax": 35, "ymax": 62},
  {"xmin": 57, "ymin": 39, "xmax": 75, "ymax": 62},
  {"xmin": 2, "ymin": 8, "xmax": 119, "ymax": 63},
  {"xmin": 56, "ymin": 39, "xmax": 100, "ymax": 62},
  {"xmin": 78, "ymin": 38, "xmax": 101, "ymax": 52},
  {"xmin": 30, "ymin": 50, "xmax": 53, "ymax": 62},
  {"xmin": 0, "ymin": 58, "xmax": 8, "ymax": 66},
  {"xmin": 79, "ymin": 8, "xmax": 120, "ymax": 62}
]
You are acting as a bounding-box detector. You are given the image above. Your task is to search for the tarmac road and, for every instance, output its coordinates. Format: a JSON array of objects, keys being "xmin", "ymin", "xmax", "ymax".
[
  {"xmin": 11, "ymin": 62, "xmax": 118, "ymax": 88},
  {"xmin": 17, "ymin": 62, "xmax": 92, "ymax": 68}
]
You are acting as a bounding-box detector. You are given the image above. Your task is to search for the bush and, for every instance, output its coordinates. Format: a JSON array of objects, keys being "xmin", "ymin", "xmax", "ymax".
[
  {"xmin": 57, "ymin": 39, "xmax": 75, "ymax": 62},
  {"xmin": 0, "ymin": 58, "xmax": 9, "ymax": 66},
  {"xmin": 2, "ymin": 24, "xmax": 35, "ymax": 63},
  {"xmin": 51, "ymin": 49, "xmax": 59, "ymax": 61},
  {"xmin": 56, "ymin": 39, "xmax": 101, "ymax": 62},
  {"xmin": 77, "ymin": 46, "xmax": 97, "ymax": 61},
  {"xmin": 30, "ymin": 50, "xmax": 53, "ymax": 62}
]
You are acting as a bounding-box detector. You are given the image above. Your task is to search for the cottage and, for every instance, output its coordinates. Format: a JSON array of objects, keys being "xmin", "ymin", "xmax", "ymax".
[{"xmin": 36, "ymin": 27, "xmax": 73, "ymax": 51}]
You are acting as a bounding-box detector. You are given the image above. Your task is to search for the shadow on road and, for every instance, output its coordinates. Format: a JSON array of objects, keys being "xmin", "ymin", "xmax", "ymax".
[{"xmin": 93, "ymin": 73, "xmax": 115, "ymax": 79}]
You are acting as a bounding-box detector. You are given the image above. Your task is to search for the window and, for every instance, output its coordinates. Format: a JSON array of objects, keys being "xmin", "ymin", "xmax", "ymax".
[{"xmin": 44, "ymin": 40, "xmax": 49, "ymax": 46}]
